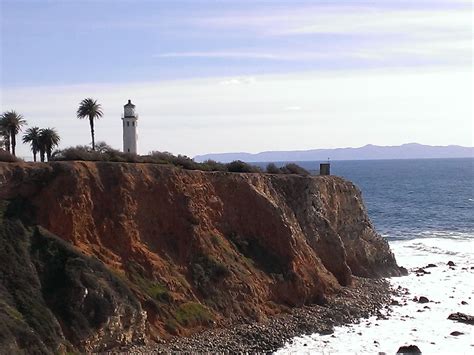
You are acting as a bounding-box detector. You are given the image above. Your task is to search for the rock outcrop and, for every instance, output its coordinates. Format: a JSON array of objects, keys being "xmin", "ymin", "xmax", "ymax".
[{"xmin": 0, "ymin": 161, "xmax": 403, "ymax": 352}]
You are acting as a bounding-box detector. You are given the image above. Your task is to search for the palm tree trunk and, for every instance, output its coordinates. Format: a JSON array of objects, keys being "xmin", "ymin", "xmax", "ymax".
[
  {"xmin": 2, "ymin": 135, "xmax": 10, "ymax": 153},
  {"xmin": 10, "ymin": 131, "xmax": 16, "ymax": 156},
  {"xmin": 33, "ymin": 149, "xmax": 37, "ymax": 162},
  {"xmin": 40, "ymin": 148, "xmax": 45, "ymax": 162},
  {"xmin": 89, "ymin": 116, "xmax": 95, "ymax": 150},
  {"xmin": 46, "ymin": 149, "xmax": 51, "ymax": 162}
]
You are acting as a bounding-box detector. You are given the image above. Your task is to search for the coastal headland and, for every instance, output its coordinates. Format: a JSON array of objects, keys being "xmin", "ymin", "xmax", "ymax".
[{"xmin": 0, "ymin": 161, "xmax": 404, "ymax": 353}]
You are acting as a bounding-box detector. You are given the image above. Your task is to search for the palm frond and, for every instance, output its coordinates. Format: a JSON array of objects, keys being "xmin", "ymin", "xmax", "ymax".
[
  {"xmin": 0, "ymin": 110, "xmax": 27, "ymax": 134},
  {"xmin": 76, "ymin": 98, "xmax": 103, "ymax": 119}
]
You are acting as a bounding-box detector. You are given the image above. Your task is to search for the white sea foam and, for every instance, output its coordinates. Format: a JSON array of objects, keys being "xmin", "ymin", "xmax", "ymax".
[{"xmin": 276, "ymin": 235, "xmax": 474, "ymax": 354}]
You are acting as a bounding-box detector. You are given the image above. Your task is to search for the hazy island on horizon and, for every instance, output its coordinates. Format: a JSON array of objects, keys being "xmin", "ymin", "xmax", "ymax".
[{"xmin": 194, "ymin": 143, "xmax": 474, "ymax": 163}]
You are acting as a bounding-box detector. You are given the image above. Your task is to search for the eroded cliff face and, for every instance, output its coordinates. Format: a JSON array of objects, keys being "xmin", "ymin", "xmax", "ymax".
[{"xmin": 0, "ymin": 161, "xmax": 403, "ymax": 352}]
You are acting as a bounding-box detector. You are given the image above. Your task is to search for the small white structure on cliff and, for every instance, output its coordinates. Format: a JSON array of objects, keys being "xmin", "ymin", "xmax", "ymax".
[{"xmin": 122, "ymin": 99, "xmax": 138, "ymax": 154}]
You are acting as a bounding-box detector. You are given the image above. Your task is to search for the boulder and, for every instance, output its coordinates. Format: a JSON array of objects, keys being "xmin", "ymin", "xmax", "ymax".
[
  {"xmin": 396, "ymin": 345, "xmax": 421, "ymax": 354},
  {"xmin": 448, "ymin": 312, "xmax": 474, "ymax": 325},
  {"xmin": 414, "ymin": 268, "xmax": 430, "ymax": 275},
  {"xmin": 447, "ymin": 261, "xmax": 455, "ymax": 267},
  {"xmin": 418, "ymin": 296, "xmax": 429, "ymax": 303}
]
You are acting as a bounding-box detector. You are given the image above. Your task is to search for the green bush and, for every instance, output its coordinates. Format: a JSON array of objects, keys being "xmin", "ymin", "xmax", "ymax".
[
  {"xmin": 51, "ymin": 145, "xmax": 104, "ymax": 161},
  {"xmin": 147, "ymin": 283, "xmax": 171, "ymax": 302},
  {"xmin": 226, "ymin": 160, "xmax": 261, "ymax": 173},
  {"xmin": 52, "ymin": 143, "xmax": 265, "ymax": 175},
  {"xmin": 148, "ymin": 151, "xmax": 199, "ymax": 170},
  {"xmin": 266, "ymin": 163, "xmax": 281, "ymax": 174},
  {"xmin": 264, "ymin": 162, "xmax": 310, "ymax": 175},
  {"xmin": 126, "ymin": 262, "xmax": 171, "ymax": 303},
  {"xmin": 200, "ymin": 159, "xmax": 227, "ymax": 172},
  {"xmin": 191, "ymin": 254, "xmax": 230, "ymax": 296},
  {"xmin": 280, "ymin": 163, "xmax": 310, "ymax": 175},
  {"xmin": 174, "ymin": 302, "xmax": 212, "ymax": 326},
  {"xmin": 164, "ymin": 318, "xmax": 179, "ymax": 334},
  {"xmin": 53, "ymin": 144, "xmax": 148, "ymax": 163}
]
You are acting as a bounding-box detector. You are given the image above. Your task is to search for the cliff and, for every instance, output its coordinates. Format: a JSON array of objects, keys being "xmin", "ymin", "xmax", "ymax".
[{"xmin": 0, "ymin": 161, "xmax": 404, "ymax": 353}]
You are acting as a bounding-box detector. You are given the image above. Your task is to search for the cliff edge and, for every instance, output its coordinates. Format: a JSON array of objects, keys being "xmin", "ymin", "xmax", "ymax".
[{"xmin": 0, "ymin": 161, "xmax": 403, "ymax": 353}]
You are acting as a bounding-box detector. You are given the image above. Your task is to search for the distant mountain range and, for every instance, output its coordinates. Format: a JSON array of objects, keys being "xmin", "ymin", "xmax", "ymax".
[{"xmin": 194, "ymin": 143, "xmax": 474, "ymax": 163}]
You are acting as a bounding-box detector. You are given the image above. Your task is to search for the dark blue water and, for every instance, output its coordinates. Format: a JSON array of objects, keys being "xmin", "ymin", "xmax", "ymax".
[{"xmin": 261, "ymin": 159, "xmax": 474, "ymax": 240}]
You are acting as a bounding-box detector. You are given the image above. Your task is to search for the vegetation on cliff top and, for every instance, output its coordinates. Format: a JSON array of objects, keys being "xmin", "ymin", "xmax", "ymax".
[
  {"xmin": 0, "ymin": 150, "xmax": 21, "ymax": 163},
  {"xmin": 49, "ymin": 143, "xmax": 311, "ymax": 175}
]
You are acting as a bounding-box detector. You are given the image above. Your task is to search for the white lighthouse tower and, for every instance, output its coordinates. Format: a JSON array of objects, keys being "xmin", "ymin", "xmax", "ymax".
[{"xmin": 122, "ymin": 99, "xmax": 138, "ymax": 154}]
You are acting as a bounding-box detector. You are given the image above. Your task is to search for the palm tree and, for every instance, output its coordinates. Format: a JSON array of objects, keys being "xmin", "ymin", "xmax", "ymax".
[
  {"xmin": 76, "ymin": 98, "xmax": 103, "ymax": 150},
  {"xmin": 39, "ymin": 128, "xmax": 60, "ymax": 162},
  {"xmin": 22, "ymin": 127, "xmax": 41, "ymax": 162},
  {"xmin": 0, "ymin": 110, "xmax": 27, "ymax": 156}
]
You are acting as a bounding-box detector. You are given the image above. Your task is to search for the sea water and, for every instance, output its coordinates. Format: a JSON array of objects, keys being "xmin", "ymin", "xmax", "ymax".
[{"xmin": 274, "ymin": 158, "xmax": 474, "ymax": 354}]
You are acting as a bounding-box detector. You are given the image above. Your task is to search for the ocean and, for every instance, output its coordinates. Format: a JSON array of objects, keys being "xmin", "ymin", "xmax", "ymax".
[{"xmin": 269, "ymin": 158, "xmax": 474, "ymax": 354}]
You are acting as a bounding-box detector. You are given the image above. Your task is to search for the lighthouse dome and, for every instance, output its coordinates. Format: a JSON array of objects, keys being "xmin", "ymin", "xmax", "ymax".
[
  {"xmin": 124, "ymin": 99, "xmax": 135, "ymax": 108},
  {"xmin": 124, "ymin": 99, "xmax": 136, "ymax": 118}
]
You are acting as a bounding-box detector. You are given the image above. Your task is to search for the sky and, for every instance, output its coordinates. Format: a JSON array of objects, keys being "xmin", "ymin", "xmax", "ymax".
[{"xmin": 1, "ymin": 0, "xmax": 472, "ymax": 158}]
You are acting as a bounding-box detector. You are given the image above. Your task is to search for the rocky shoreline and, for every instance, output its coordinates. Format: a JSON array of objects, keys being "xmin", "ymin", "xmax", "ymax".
[{"xmin": 117, "ymin": 277, "xmax": 395, "ymax": 353}]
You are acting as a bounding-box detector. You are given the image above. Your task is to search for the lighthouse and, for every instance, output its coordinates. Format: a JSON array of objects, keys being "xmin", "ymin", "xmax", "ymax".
[{"xmin": 122, "ymin": 99, "xmax": 138, "ymax": 154}]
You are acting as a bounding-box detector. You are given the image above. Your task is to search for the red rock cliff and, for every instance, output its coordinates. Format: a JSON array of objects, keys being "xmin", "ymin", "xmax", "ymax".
[{"xmin": 0, "ymin": 161, "xmax": 403, "ymax": 344}]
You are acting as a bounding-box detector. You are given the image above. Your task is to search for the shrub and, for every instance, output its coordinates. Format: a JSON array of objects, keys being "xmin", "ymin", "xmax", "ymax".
[
  {"xmin": 173, "ymin": 155, "xmax": 200, "ymax": 170},
  {"xmin": 228, "ymin": 232, "xmax": 287, "ymax": 274},
  {"xmin": 174, "ymin": 302, "xmax": 212, "ymax": 326},
  {"xmin": 0, "ymin": 150, "xmax": 21, "ymax": 162},
  {"xmin": 191, "ymin": 254, "xmax": 230, "ymax": 297},
  {"xmin": 164, "ymin": 318, "xmax": 179, "ymax": 334},
  {"xmin": 200, "ymin": 159, "xmax": 228, "ymax": 172},
  {"xmin": 281, "ymin": 163, "xmax": 310, "ymax": 175},
  {"xmin": 52, "ymin": 144, "xmax": 267, "ymax": 175},
  {"xmin": 126, "ymin": 262, "xmax": 171, "ymax": 303},
  {"xmin": 226, "ymin": 160, "xmax": 261, "ymax": 173},
  {"xmin": 94, "ymin": 141, "xmax": 114, "ymax": 154},
  {"xmin": 148, "ymin": 151, "xmax": 199, "ymax": 169},
  {"xmin": 140, "ymin": 153, "xmax": 171, "ymax": 165},
  {"xmin": 266, "ymin": 163, "xmax": 281, "ymax": 174},
  {"xmin": 51, "ymin": 145, "xmax": 102, "ymax": 161},
  {"xmin": 52, "ymin": 143, "xmax": 140, "ymax": 163},
  {"xmin": 147, "ymin": 283, "xmax": 171, "ymax": 302}
]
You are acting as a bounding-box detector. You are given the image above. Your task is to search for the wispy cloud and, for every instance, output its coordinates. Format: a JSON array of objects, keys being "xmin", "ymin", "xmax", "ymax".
[
  {"xmin": 154, "ymin": 37, "xmax": 471, "ymax": 67},
  {"xmin": 155, "ymin": 51, "xmax": 347, "ymax": 61},
  {"xmin": 219, "ymin": 77, "xmax": 257, "ymax": 85},
  {"xmin": 155, "ymin": 52, "xmax": 287, "ymax": 60},
  {"xmin": 194, "ymin": 5, "xmax": 471, "ymax": 36},
  {"xmin": 180, "ymin": 3, "xmax": 471, "ymax": 69}
]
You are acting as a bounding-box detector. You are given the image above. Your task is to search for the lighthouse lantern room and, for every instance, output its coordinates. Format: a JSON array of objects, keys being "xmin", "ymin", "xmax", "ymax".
[{"xmin": 122, "ymin": 99, "xmax": 138, "ymax": 154}]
